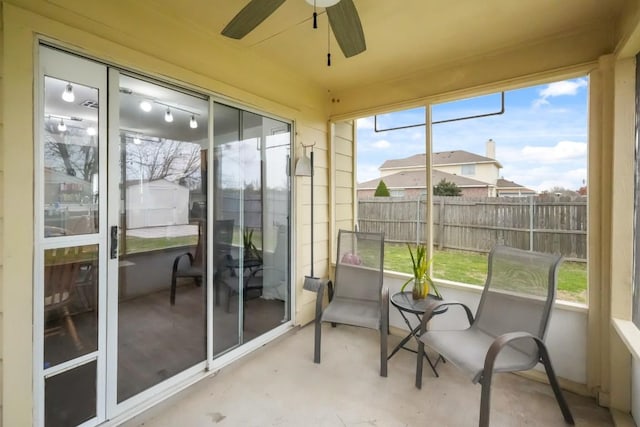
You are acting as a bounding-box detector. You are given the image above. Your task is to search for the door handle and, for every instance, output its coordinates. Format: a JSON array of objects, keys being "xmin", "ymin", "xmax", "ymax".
[{"xmin": 110, "ymin": 225, "xmax": 118, "ymax": 259}]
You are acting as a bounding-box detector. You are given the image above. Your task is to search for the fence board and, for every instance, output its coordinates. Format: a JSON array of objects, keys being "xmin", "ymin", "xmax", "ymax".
[{"xmin": 358, "ymin": 196, "xmax": 587, "ymax": 261}]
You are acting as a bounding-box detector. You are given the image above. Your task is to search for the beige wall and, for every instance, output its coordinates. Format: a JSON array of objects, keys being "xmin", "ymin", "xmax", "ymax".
[
  {"xmin": 434, "ymin": 163, "xmax": 498, "ymax": 185},
  {"xmin": 0, "ymin": 3, "xmax": 4, "ymax": 422}
]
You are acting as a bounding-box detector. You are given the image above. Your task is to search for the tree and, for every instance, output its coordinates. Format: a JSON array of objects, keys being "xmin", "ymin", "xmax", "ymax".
[
  {"xmin": 374, "ymin": 180, "xmax": 391, "ymax": 197},
  {"xmin": 433, "ymin": 179, "xmax": 461, "ymax": 196}
]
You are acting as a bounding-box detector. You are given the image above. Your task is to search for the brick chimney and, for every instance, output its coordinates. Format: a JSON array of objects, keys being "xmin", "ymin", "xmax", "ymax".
[{"xmin": 486, "ymin": 139, "xmax": 496, "ymax": 159}]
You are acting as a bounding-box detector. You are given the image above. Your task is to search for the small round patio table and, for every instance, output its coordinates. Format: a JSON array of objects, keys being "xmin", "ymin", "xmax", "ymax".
[{"xmin": 388, "ymin": 291, "xmax": 447, "ymax": 376}]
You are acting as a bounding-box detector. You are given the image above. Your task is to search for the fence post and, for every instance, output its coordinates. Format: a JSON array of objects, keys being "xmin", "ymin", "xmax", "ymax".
[
  {"xmin": 529, "ymin": 195, "xmax": 534, "ymax": 251},
  {"xmin": 416, "ymin": 195, "xmax": 421, "ymax": 245},
  {"xmin": 439, "ymin": 197, "xmax": 445, "ymax": 250}
]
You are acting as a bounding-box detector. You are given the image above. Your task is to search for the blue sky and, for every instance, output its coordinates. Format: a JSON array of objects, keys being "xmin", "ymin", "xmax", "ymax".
[{"xmin": 356, "ymin": 77, "xmax": 588, "ymax": 192}]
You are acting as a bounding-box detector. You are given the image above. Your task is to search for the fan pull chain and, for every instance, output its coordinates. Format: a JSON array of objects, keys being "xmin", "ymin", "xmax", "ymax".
[
  {"xmin": 313, "ymin": 1, "xmax": 318, "ymax": 28},
  {"xmin": 327, "ymin": 21, "xmax": 331, "ymax": 66}
]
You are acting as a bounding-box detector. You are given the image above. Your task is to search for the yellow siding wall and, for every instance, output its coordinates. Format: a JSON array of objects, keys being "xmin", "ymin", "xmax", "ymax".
[
  {"xmin": 0, "ymin": 3, "xmax": 4, "ymax": 424},
  {"xmin": 334, "ymin": 121, "xmax": 355, "ymax": 234}
]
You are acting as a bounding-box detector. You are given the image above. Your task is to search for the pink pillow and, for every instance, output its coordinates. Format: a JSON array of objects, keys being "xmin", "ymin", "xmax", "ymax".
[{"xmin": 341, "ymin": 252, "xmax": 362, "ymax": 265}]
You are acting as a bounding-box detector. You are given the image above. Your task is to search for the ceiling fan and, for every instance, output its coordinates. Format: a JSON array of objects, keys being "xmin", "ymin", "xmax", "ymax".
[{"xmin": 221, "ymin": 0, "xmax": 366, "ymax": 60}]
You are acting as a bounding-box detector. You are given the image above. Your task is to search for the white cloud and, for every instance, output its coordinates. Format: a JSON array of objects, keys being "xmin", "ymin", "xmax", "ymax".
[
  {"xmin": 372, "ymin": 139, "xmax": 391, "ymax": 149},
  {"xmin": 521, "ymin": 140, "xmax": 586, "ymax": 163},
  {"xmin": 533, "ymin": 78, "xmax": 588, "ymax": 108},
  {"xmin": 357, "ymin": 163, "xmax": 381, "ymax": 183},
  {"xmin": 356, "ymin": 117, "xmax": 374, "ymax": 130}
]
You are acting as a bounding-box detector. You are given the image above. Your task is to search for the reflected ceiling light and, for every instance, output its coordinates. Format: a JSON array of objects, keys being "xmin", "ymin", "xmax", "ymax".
[
  {"xmin": 139, "ymin": 100, "xmax": 152, "ymax": 112},
  {"xmin": 304, "ymin": 0, "xmax": 340, "ymax": 6},
  {"xmin": 189, "ymin": 115, "xmax": 198, "ymax": 129},
  {"xmin": 164, "ymin": 108, "xmax": 174, "ymax": 123},
  {"xmin": 86, "ymin": 126, "xmax": 97, "ymax": 136},
  {"xmin": 133, "ymin": 137, "xmax": 141, "ymax": 145},
  {"xmin": 62, "ymin": 83, "xmax": 75, "ymax": 103},
  {"xmin": 57, "ymin": 119, "xmax": 67, "ymax": 132}
]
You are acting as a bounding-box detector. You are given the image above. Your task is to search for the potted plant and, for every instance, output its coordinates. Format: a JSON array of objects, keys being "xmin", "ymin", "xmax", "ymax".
[
  {"xmin": 243, "ymin": 228, "xmax": 262, "ymax": 262},
  {"xmin": 400, "ymin": 243, "xmax": 442, "ymax": 300}
]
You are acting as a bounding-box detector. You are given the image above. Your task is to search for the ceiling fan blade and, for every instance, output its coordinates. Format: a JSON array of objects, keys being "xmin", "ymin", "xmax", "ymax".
[
  {"xmin": 221, "ymin": 0, "xmax": 287, "ymax": 39},
  {"xmin": 326, "ymin": 0, "xmax": 366, "ymax": 58}
]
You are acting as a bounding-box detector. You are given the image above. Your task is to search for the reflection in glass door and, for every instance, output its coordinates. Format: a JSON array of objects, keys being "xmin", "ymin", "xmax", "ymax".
[
  {"xmin": 213, "ymin": 103, "xmax": 291, "ymax": 356},
  {"xmin": 114, "ymin": 74, "xmax": 210, "ymax": 402}
]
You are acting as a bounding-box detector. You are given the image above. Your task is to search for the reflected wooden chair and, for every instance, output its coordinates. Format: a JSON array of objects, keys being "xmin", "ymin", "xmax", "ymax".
[
  {"xmin": 44, "ymin": 250, "xmax": 85, "ymax": 350},
  {"xmin": 170, "ymin": 220, "xmax": 206, "ymax": 305},
  {"xmin": 414, "ymin": 245, "xmax": 574, "ymax": 427}
]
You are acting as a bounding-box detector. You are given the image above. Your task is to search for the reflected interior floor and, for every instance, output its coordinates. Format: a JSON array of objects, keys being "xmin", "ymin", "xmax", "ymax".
[
  {"xmin": 44, "ymin": 282, "xmax": 285, "ymax": 406},
  {"xmin": 118, "ymin": 284, "xmax": 285, "ymax": 402}
]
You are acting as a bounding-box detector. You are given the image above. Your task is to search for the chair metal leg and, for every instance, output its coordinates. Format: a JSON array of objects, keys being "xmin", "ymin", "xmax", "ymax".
[
  {"xmin": 479, "ymin": 371, "xmax": 494, "ymax": 427},
  {"xmin": 170, "ymin": 273, "xmax": 177, "ymax": 305},
  {"xmin": 380, "ymin": 327, "xmax": 388, "ymax": 377},
  {"xmin": 415, "ymin": 341, "xmax": 424, "ymax": 389},
  {"xmin": 538, "ymin": 344, "xmax": 575, "ymax": 424},
  {"xmin": 313, "ymin": 317, "xmax": 321, "ymax": 363}
]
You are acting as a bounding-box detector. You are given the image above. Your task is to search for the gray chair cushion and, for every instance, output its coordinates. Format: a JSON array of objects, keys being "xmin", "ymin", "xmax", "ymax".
[
  {"xmin": 422, "ymin": 328, "xmax": 537, "ymax": 383},
  {"xmin": 321, "ymin": 297, "xmax": 380, "ymax": 329}
]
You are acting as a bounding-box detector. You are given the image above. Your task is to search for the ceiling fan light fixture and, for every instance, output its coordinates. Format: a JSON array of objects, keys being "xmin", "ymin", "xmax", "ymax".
[
  {"xmin": 58, "ymin": 119, "xmax": 67, "ymax": 132},
  {"xmin": 305, "ymin": 0, "xmax": 340, "ymax": 7},
  {"xmin": 62, "ymin": 83, "xmax": 75, "ymax": 103},
  {"xmin": 86, "ymin": 126, "xmax": 97, "ymax": 136},
  {"xmin": 189, "ymin": 115, "xmax": 198, "ymax": 129}
]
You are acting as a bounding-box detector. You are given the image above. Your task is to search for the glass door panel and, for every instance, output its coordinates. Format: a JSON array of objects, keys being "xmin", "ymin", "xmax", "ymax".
[
  {"xmin": 116, "ymin": 75, "xmax": 209, "ymax": 402},
  {"xmin": 38, "ymin": 46, "xmax": 107, "ymax": 427},
  {"xmin": 213, "ymin": 103, "xmax": 291, "ymax": 355},
  {"xmin": 43, "ymin": 76, "xmax": 99, "ymax": 237},
  {"xmin": 43, "ymin": 245, "xmax": 99, "ymax": 366}
]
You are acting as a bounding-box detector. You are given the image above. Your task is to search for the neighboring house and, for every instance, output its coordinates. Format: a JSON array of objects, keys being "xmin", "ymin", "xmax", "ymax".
[
  {"xmin": 358, "ymin": 169, "xmax": 493, "ymax": 198},
  {"xmin": 496, "ymin": 178, "xmax": 537, "ymax": 197},
  {"xmin": 363, "ymin": 139, "xmax": 534, "ymax": 198}
]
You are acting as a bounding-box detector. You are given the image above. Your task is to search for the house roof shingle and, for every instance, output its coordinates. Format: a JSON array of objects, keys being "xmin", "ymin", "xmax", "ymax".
[
  {"xmin": 379, "ymin": 150, "xmax": 502, "ymax": 170},
  {"xmin": 358, "ymin": 169, "xmax": 490, "ymax": 190}
]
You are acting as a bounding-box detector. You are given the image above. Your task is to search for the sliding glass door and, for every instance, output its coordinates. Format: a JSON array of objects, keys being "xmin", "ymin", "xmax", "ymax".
[
  {"xmin": 36, "ymin": 46, "xmax": 292, "ymax": 427},
  {"xmin": 113, "ymin": 73, "xmax": 210, "ymax": 403},
  {"xmin": 212, "ymin": 103, "xmax": 291, "ymax": 356}
]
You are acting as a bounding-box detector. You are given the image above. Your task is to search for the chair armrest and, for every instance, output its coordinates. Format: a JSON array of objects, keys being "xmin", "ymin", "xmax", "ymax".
[
  {"xmin": 419, "ymin": 300, "xmax": 475, "ymax": 335},
  {"xmin": 172, "ymin": 252, "xmax": 195, "ymax": 273},
  {"xmin": 303, "ymin": 278, "xmax": 330, "ymax": 321},
  {"xmin": 484, "ymin": 331, "xmax": 539, "ymax": 376}
]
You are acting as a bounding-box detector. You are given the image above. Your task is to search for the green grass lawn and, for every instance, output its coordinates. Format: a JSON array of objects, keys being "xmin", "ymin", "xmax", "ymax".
[
  {"xmin": 124, "ymin": 235, "xmax": 198, "ymax": 254},
  {"xmin": 122, "ymin": 235, "xmax": 588, "ymax": 304},
  {"xmin": 384, "ymin": 242, "xmax": 587, "ymax": 304}
]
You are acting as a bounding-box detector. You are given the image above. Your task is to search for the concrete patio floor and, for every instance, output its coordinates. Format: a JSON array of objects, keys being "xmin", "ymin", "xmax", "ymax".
[{"xmin": 121, "ymin": 324, "xmax": 612, "ymax": 427}]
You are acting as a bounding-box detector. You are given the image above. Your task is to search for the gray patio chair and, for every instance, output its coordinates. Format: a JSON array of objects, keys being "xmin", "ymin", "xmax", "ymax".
[
  {"xmin": 415, "ymin": 245, "xmax": 574, "ymax": 427},
  {"xmin": 304, "ymin": 229, "xmax": 388, "ymax": 377}
]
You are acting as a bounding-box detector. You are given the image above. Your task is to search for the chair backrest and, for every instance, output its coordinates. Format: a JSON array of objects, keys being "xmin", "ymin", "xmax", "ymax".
[
  {"xmin": 44, "ymin": 248, "xmax": 83, "ymax": 311},
  {"xmin": 334, "ymin": 230, "xmax": 384, "ymax": 302},
  {"xmin": 474, "ymin": 245, "xmax": 563, "ymax": 358}
]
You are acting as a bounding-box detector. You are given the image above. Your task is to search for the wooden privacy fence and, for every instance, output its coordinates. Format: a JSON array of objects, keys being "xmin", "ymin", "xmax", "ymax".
[{"xmin": 358, "ymin": 196, "xmax": 587, "ymax": 261}]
